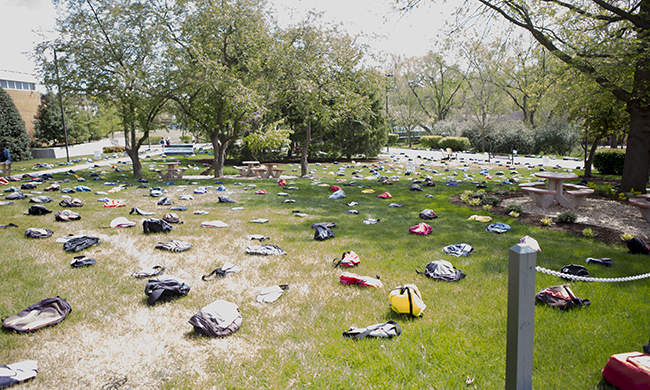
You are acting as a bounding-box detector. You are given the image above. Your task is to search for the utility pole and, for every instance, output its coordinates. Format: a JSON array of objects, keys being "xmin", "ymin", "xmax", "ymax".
[
  {"xmin": 53, "ymin": 49, "xmax": 70, "ymax": 163},
  {"xmin": 385, "ymin": 73, "xmax": 393, "ymax": 153}
]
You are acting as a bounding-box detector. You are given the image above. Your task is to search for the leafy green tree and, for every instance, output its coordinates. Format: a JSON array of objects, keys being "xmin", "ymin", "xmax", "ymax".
[
  {"xmin": 33, "ymin": 92, "xmax": 90, "ymax": 145},
  {"xmin": 0, "ymin": 88, "xmax": 32, "ymax": 161},
  {"xmin": 35, "ymin": 0, "xmax": 169, "ymax": 178},
  {"xmin": 276, "ymin": 20, "xmax": 380, "ymax": 174},
  {"xmin": 398, "ymin": 0, "xmax": 650, "ymax": 192},
  {"xmin": 162, "ymin": 0, "xmax": 270, "ymax": 178}
]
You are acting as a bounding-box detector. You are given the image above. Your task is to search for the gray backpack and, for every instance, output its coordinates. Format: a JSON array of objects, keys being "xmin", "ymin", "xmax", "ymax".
[{"xmin": 189, "ymin": 300, "xmax": 242, "ymax": 337}]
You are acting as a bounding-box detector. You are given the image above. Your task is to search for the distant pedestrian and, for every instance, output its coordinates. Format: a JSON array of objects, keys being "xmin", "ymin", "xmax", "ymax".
[
  {"xmin": 160, "ymin": 138, "xmax": 165, "ymax": 148},
  {"xmin": 166, "ymin": 136, "xmax": 171, "ymax": 146},
  {"xmin": 0, "ymin": 144, "xmax": 12, "ymax": 178}
]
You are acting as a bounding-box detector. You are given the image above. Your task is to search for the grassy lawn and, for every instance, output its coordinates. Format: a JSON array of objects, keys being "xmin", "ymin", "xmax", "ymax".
[{"xmin": 0, "ymin": 157, "xmax": 644, "ymax": 389}]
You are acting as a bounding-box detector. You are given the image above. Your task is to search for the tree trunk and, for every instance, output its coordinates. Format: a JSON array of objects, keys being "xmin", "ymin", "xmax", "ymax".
[
  {"xmin": 583, "ymin": 139, "xmax": 599, "ymax": 177},
  {"xmin": 210, "ymin": 135, "xmax": 229, "ymax": 179},
  {"xmin": 300, "ymin": 121, "xmax": 311, "ymax": 177},
  {"xmin": 620, "ymin": 102, "xmax": 650, "ymax": 193}
]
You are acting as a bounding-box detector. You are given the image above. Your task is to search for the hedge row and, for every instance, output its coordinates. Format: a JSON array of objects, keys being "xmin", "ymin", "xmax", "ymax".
[
  {"xmin": 593, "ymin": 149, "xmax": 625, "ymax": 175},
  {"xmin": 420, "ymin": 136, "xmax": 471, "ymax": 151}
]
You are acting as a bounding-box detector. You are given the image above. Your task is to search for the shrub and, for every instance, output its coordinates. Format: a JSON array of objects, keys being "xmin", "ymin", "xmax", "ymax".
[
  {"xmin": 461, "ymin": 120, "xmax": 535, "ymax": 154},
  {"xmin": 482, "ymin": 204, "xmax": 492, "ymax": 211},
  {"xmin": 556, "ymin": 210, "xmax": 577, "ymax": 223},
  {"xmin": 541, "ymin": 217, "xmax": 553, "ymax": 226},
  {"xmin": 533, "ymin": 117, "xmax": 581, "ymax": 155},
  {"xmin": 621, "ymin": 233, "xmax": 635, "ymax": 241},
  {"xmin": 505, "ymin": 204, "xmax": 523, "ymax": 214},
  {"xmin": 103, "ymin": 146, "xmax": 125, "ymax": 153},
  {"xmin": 481, "ymin": 195, "xmax": 500, "ymax": 207},
  {"xmin": 439, "ymin": 136, "xmax": 471, "ymax": 151},
  {"xmin": 509, "ymin": 211, "xmax": 520, "ymax": 218},
  {"xmin": 469, "ymin": 198, "xmax": 481, "ymax": 206},
  {"xmin": 388, "ymin": 133, "xmax": 399, "ymax": 145},
  {"xmin": 582, "ymin": 228, "xmax": 597, "ymax": 238},
  {"xmin": 593, "ymin": 149, "xmax": 625, "ymax": 175},
  {"xmin": 420, "ymin": 135, "xmax": 443, "ymax": 149}
]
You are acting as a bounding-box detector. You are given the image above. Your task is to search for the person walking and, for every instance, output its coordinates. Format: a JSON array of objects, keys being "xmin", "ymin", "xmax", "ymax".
[{"xmin": 0, "ymin": 144, "xmax": 12, "ymax": 179}]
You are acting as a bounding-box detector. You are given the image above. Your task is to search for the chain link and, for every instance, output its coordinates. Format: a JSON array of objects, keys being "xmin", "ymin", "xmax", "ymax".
[{"xmin": 536, "ymin": 266, "xmax": 650, "ymax": 283}]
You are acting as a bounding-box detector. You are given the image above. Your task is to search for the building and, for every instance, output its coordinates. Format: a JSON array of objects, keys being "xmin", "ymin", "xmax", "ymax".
[{"xmin": 0, "ymin": 70, "xmax": 40, "ymax": 136}]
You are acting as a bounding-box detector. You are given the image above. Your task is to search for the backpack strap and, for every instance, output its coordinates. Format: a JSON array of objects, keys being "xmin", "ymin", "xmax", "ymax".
[
  {"xmin": 202, "ymin": 267, "xmax": 228, "ymax": 281},
  {"xmin": 332, "ymin": 258, "xmax": 342, "ymax": 268}
]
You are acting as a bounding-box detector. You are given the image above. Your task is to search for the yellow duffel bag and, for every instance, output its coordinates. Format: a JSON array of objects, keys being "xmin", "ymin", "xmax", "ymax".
[{"xmin": 388, "ymin": 284, "xmax": 426, "ymax": 317}]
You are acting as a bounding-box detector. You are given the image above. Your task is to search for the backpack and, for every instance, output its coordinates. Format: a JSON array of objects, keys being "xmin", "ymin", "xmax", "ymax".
[
  {"xmin": 535, "ymin": 285, "xmax": 590, "ymax": 309},
  {"xmin": 332, "ymin": 250, "xmax": 361, "ymax": 268},
  {"xmin": 343, "ymin": 321, "xmax": 402, "ymax": 339},
  {"xmin": 560, "ymin": 264, "xmax": 589, "ymax": 277},
  {"xmin": 70, "ymin": 255, "xmax": 96, "ymax": 267},
  {"xmin": 55, "ymin": 210, "xmax": 81, "ymax": 222},
  {"xmin": 245, "ymin": 245, "xmax": 287, "ymax": 256},
  {"xmin": 143, "ymin": 218, "xmax": 173, "ymax": 234},
  {"xmin": 27, "ymin": 205, "xmax": 52, "ymax": 215},
  {"xmin": 419, "ymin": 209, "xmax": 437, "ymax": 220},
  {"xmin": 0, "ymin": 151, "xmax": 6, "ymax": 163},
  {"xmin": 201, "ymin": 262, "xmax": 241, "ymax": 280},
  {"xmin": 144, "ymin": 276, "xmax": 190, "ymax": 305},
  {"xmin": 389, "ymin": 284, "xmax": 426, "ymax": 317},
  {"xmin": 314, "ymin": 225, "xmax": 335, "ymax": 241},
  {"xmin": 340, "ymin": 272, "xmax": 383, "ymax": 288},
  {"xmin": 24, "ymin": 228, "xmax": 53, "ymax": 239},
  {"xmin": 409, "ymin": 222, "xmax": 433, "ymax": 236},
  {"xmin": 189, "ymin": 300, "xmax": 243, "ymax": 337},
  {"xmin": 3, "ymin": 297, "xmax": 71, "ymax": 332},
  {"xmin": 417, "ymin": 260, "xmax": 466, "ymax": 282},
  {"xmin": 63, "ymin": 236, "xmax": 100, "ymax": 252},
  {"xmin": 154, "ymin": 240, "xmax": 193, "ymax": 253},
  {"xmin": 59, "ymin": 198, "xmax": 84, "ymax": 207},
  {"xmin": 486, "ymin": 222, "xmax": 511, "ymax": 234},
  {"xmin": 162, "ymin": 213, "xmax": 181, "ymax": 224},
  {"xmin": 157, "ymin": 197, "xmax": 173, "ymax": 206},
  {"xmin": 627, "ymin": 236, "xmax": 650, "ymax": 255}
]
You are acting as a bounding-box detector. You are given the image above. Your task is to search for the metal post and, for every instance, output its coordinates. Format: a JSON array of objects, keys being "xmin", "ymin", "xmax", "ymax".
[
  {"xmin": 53, "ymin": 49, "xmax": 70, "ymax": 163},
  {"xmin": 505, "ymin": 244, "xmax": 537, "ymax": 390},
  {"xmin": 385, "ymin": 74, "xmax": 393, "ymax": 153}
]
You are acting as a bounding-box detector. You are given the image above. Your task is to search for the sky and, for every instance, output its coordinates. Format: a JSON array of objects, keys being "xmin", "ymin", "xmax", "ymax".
[{"xmin": 0, "ymin": 0, "xmax": 457, "ymax": 80}]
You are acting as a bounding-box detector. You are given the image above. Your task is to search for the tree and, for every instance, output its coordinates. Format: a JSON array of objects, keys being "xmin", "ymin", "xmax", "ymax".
[
  {"xmin": 35, "ymin": 0, "xmax": 169, "ymax": 178},
  {"xmin": 275, "ymin": 19, "xmax": 378, "ymax": 175},
  {"xmin": 398, "ymin": 0, "xmax": 650, "ymax": 192},
  {"xmin": 403, "ymin": 51, "xmax": 466, "ymax": 130},
  {"xmin": 0, "ymin": 87, "xmax": 32, "ymax": 161},
  {"xmin": 33, "ymin": 92, "xmax": 91, "ymax": 145},
  {"xmin": 162, "ymin": 0, "xmax": 271, "ymax": 178},
  {"xmin": 388, "ymin": 60, "xmax": 425, "ymax": 148}
]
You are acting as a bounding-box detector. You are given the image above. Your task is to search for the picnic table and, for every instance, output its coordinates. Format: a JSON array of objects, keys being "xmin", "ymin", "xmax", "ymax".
[
  {"xmin": 255, "ymin": 163, "xmax": 285, "ymax": 179},
  {"xmin": 155, "ymin": 162, "xmax": 186, "ymax": 179},
  {"xmin": 521, "ymin": 172, "xmax": 593, "ymax": 209}
]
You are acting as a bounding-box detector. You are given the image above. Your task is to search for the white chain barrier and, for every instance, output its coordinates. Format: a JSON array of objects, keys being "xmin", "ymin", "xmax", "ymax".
[{"xmin": 536, "ymin": 266, "xmax": 650, "ymax": 283}]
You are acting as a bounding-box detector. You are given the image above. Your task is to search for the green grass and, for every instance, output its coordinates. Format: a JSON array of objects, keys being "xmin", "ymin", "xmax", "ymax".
[{"xmin": 0, "ymin": 158, "xmax": 639, "ymax": 389}]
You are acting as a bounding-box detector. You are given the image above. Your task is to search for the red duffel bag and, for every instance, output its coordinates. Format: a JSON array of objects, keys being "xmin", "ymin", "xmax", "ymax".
[{"xmin": 602, "ymin": 352, "xmax": 650, "ymax": 390}]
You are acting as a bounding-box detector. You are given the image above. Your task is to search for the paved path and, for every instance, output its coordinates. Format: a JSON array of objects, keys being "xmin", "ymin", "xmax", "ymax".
[{"xmin": 378, "ymin": 147, "xmax": 586, "ymax": 171}]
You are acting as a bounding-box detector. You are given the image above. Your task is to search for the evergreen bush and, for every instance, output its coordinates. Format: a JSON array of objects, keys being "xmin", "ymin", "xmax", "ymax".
[
  {"xmin": 420, "ymin": 135, "xmax": 443, "ymax": 149},
  {"xmin": 593, "ymin": 149, "xmax": 625, "ymax": 175},
  {"xmin": 439, "ymin": 136, "xmax": 471, "ymax": 151},
  {"xmin": 0, "ymin": 87, "xmax": 32, "ymax": 161},
  {"xmin": 556, "ymin": 210, "xmax": 577, "ymax": 223}
]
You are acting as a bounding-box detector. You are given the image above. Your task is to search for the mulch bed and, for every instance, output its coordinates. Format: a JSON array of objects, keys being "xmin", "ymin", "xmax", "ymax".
[{"xmin": 449, "ymin": 191, "xmax": 627, "ymax": 246}]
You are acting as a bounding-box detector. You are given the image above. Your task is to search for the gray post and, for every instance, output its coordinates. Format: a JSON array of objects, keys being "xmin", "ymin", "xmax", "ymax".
[{"xmin": 505, "ymin": 244, "xmax": 537, "ymax": 390}]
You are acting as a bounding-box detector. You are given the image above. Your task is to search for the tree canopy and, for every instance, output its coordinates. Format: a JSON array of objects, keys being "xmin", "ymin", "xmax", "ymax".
[{"xmin": 0, "ymin": 88, "xmax": 32, "ymax": 161}]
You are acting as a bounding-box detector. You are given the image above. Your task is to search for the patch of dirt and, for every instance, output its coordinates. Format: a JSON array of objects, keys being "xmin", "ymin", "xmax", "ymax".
[{"xmin": 450, "ymin": 190, "xmax": 649, "ymax": 246}]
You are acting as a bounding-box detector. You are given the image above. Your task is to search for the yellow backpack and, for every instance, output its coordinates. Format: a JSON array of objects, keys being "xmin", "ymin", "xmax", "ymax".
[{"xmin": 388, "ymin": 284, "xmax": 426, "ymax": 317}]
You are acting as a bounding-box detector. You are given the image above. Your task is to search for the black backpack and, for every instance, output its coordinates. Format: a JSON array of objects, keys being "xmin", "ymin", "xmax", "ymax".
[
  {"xmin": 3, "ymin": 297, "xmax": 71, "ymax": 332},
  {"xmin": 143, "ymin": 218, "xmax": 173, "ymax": 234},
  {"xmin": 560, "ymin": 264, "xmax": 589, "ymax": 277},
  {"xmin": 63, "ymin": 236, "xmax": 100, "ymax": 252},
  {"xmin": 314, "ymin": 225, "xmax": 334, "ymax": 241},
  {"xmin": 417, "ymin": 260, "xmax": 466, "ymax": 282},
  {"xmin": 28, "ymin": 205, "xmax": 52, "ymax": 215},
  {"xmin": 189, "ymin": 300, "xmax": 242, "ymax": 337},
  {"xmin": 535, "ymin": 285, "xmax": 590, "ymax": 309},
  {"xmin": 145, "ymin": 276, "xmax": 190, "ymax": 305},
  {"xmin": 627, "ymin": 237, "xmax": 650, "ymax": 255}
]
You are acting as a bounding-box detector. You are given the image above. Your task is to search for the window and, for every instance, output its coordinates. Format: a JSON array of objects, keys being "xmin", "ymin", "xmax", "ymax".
[
  {"xmin": 0, "ymin": 80, "xmax": 6, "ymax": 88},
  {"xmin": 7, "ymin": 81, "xmax": 15, "ymax": 89}
]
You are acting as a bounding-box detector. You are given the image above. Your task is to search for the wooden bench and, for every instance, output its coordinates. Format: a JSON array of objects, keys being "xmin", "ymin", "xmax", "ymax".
[
  {"xmin": 629, "ymin": 198, "xmax": 650, "ymax": 222},
  {"xmin": 521, "ymin": 186, "xmax": 556, "ymax": 209},
  {"xmin": 558, "ymin": 188, "xmax": 594, "ymax": 209},
  {"xmin": 163, "ymin": 144, "xmax": 195, "ymax": 156}
]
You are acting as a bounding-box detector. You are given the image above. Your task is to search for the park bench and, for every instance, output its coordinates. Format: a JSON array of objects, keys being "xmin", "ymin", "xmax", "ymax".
[
  {"xmin": 629, "ymin": 198, "xmax": 650, "ymax": 223},
  {"xmin": 162, "ymin": 144, "xmax": 195, "ymax": 156},
  {"xmin": 521, "ymin": 186, "xmax": 556, "ymax": 209}
]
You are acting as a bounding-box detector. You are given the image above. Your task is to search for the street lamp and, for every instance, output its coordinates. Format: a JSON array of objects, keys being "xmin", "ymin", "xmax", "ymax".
[
  {"xmin": 53, "ymin": 48, "xmax": 70, "ymax": 163},
  {"xmin": 385, "ymin": 73, "xmax": 393, "ymax": 153}
]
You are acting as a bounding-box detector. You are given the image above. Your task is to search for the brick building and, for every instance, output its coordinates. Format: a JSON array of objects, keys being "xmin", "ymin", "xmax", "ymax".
[{"xmin": 0, "ymin": 70, "xmax": 40, "ymax": 136}]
